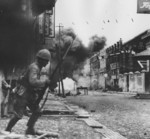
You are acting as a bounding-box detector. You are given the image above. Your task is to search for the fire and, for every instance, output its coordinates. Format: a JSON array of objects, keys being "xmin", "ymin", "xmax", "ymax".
[
  {"xmin": 56, "ymin": 77, "xmax": 76, "ymax": 91},
  {"xmin": 73, "ymin": 60, "xmax": 90, "ymax": 88}
]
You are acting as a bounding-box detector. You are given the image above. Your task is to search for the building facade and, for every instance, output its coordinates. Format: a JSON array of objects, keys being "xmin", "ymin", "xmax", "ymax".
[
  {"xmin": 105, "ymin": 30, "xmax": 150, "ymax": 93},
  {"xmin": 106, "ymin": 39, "xmax": 122, "ymax": 91},
  {"xmin": 98, "ymin": 49, "xmax": 107, "ymax": 90},
  {"xmin": 88, "ymin": 29, "xmax": 150, "ymax": 94}
]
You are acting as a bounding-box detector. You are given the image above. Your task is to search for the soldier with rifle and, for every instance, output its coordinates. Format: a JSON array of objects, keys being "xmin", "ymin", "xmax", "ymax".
[{"xmin": 5, "ymin": 49, "xmax": 51, "ymax": 135}]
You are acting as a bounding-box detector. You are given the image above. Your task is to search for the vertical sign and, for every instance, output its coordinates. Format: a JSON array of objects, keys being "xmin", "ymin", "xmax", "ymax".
[
  {"xmin": 38, "ymin": 13, "xmax": 44, "ymax": 34},
  {"xmin": 49, "ymin": 8, "xmax": 55, "ymax": 38},
  {"xmin": 44, "ymin": 7, "xmax": 55, "ymax": 38},
  {"xmin": 137, "ymin": 0, "xmax": 150, "ymax": 13},
  {"xmin": 44, "ymin": 12, "xmax": 50, "ymax": 36},
  {"xmin": 38, "ymin": 13, "xmax": 45, "ymax": 44},
  {"xmin": 147, "ymin": 60, "xmax": 149, "ymax": 71}
]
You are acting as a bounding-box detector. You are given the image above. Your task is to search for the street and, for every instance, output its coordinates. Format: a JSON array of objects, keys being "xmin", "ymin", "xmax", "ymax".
[
  {"xmin": 0, "ymin": 94, "xmax": 103, "ymax": 139},
  {"xmin": 66, "ymin": 91, "xmax": 150, "ymax": 139}
]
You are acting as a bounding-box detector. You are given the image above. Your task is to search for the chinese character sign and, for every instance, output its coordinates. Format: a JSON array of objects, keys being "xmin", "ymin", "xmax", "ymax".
[
  {"xmin": 49, "ymin": 12, "xmax": 55, "ymax": 38},
  {"xmin": 44, "ymin": 8, "xmax": 55, "ymax": 38},
  {"xmin": 137, "ymin": 0, "xmax": 150, "ymax": 13},
  {"xmin": 38, "ymin": 14, "xmax": 44, "ymax": 34},
  {"xmin": 44, "ymin": 13, "xmax": 50, "ymax": 36}
]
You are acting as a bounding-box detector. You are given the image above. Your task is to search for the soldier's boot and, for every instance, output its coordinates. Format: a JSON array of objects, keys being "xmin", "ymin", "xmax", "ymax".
[
  {"xmin": 25, "ymin": 112, "xmax": 41, "ymax": 135},
  {"xmin": 5, "ymin": 116, "xmax": 20, "ymax": 132}
]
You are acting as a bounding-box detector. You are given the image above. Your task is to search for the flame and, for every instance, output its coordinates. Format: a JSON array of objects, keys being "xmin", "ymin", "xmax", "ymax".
[
  {"xmin": 56, "ymin": 77, "xmax": 76, "ymax": 91},
  {"xmin": 73, "ymin": 60, "xmax": 90, "ymax": 87}
]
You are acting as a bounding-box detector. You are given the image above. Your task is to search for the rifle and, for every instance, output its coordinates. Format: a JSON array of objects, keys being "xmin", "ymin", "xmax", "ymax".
[{"xmin": 39, "ymin": 37, "xmax": 76, "ymax": 111}]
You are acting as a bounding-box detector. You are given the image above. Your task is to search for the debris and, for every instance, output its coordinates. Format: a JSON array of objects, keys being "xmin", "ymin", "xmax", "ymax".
[
  {"xmin": 35, "ymin": 130, "xmax": 59, "ymax": 139},
  {"xmin": 0, "ymin": 131, "xmax": 25, "ymax": 139},
  {"xmin": 90, "ymin": 110, "xmax": 96, "ymax": 113}
]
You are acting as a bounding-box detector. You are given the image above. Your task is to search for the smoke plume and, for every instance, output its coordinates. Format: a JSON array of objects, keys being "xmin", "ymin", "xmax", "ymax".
[
  {"xmin": 88, "ymin": 35, "xmax": 106, "ymax": 52},
  {"xmin": 72, "ymin": 34, "xmax": 106, "ymax": 87},
  {"xmin": 52, "ymin": 28, "xmax": 107, "ymax": 88}
]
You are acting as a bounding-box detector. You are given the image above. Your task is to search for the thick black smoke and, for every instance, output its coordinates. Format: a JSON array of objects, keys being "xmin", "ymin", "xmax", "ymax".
[
  {"xmin": 54, "ymin": 28, "xmax": 90, "ymax": 63},
  {"xmin": 51, "ymin": 28, "xmax": 90, "ymax": 81},
  {"xmin": 72, "ymin": 35, "xmax": 106, "ymax": 87},
  {"xmin": 52, "ymin": 28, "xmax": 107, "ymax": 81},
  {"xmin": 88, "ymin": 35, "xmax": 106, "ymax": 52}
]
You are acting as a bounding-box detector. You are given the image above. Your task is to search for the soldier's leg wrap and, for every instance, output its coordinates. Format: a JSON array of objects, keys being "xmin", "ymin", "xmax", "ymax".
[
  {"xmin": 5, "ymin": 94, "xmax": 25, "ymax": 132},
  {"xmin": 5, "ymin": 115, "xmax": 20, "ymax": 132},
  {"xmin": 26, "ymin": 111, "xmax": 41, "ymax": 135},
  {"xmin": 26, "ymin": 111, "xmax": 41, "ymax": 128},
  {"xmin": 26, "ymin": 92, "xmax": 43, "ymax": 129},
  {"xmin": 26, "ymin": 91, "xmax": 43, "ymax": 134}
]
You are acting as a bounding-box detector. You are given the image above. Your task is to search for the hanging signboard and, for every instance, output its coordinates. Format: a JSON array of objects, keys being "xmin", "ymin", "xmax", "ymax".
[
  {"xmin": 38, "ymin": 13, "xmax": 44, "ymax": 34},
  {"xmin": 137, "ymin": 0, "xmax": 150, "ymax": 13},
  {"xmin": 44, "ymin": 13, "xmax": 50, "ymax": 36},
  {"xmin": 38, "ymin": 13, "xmax": 45, "ymax": 44},
  {"xmin": 44, "ymin": 7, "xmax": 55, "ymax": 38},
  {"xmin": 110, "ymin": 63, "xmax": 119, "ymax": 70},
  {"xmin": 49, "ymin": 9, "xmax": 55, "ymax": 38}
]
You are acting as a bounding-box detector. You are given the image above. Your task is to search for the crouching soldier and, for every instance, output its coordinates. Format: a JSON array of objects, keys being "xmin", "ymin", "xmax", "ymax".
[{"xmin": 5, "ymin": 49, "xmax": 51, "ymax": 135}]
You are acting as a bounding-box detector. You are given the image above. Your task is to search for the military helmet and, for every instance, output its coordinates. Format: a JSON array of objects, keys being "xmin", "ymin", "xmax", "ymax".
[{"xmin": 36, "ymin": 49, "xmax": 51, "ymax": 61}]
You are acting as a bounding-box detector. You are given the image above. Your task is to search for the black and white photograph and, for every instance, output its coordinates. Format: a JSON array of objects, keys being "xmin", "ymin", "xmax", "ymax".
[{"xmin": 0, "ymin": 0, "xmax": 150, "ymax": 138}]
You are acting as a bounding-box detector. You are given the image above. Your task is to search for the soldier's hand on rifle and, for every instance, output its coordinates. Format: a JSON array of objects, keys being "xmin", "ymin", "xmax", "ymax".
[{"xmin": 6, "ymin": 84, "xmax": 11, "ymax": 90}]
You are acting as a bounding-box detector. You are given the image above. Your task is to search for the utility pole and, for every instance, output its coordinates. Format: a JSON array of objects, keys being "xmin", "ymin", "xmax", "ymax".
[
  {"xmin": 56, "ymin": 23, "xmax": 65, "ymax": 96},
  {"xmin": 90, "ymin": 59, "xmax": 92, "ymax": 90}
]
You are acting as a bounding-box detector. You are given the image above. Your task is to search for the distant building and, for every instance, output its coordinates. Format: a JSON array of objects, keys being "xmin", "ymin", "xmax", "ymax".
[
  {"xmin": 106, "ymin": 29, "xmax": 150, "ymax": 93},
  {"xmin": 106, "ymin": 39, "xmax": 122, "ymax": 91},
  {"xmin": 98, "ymin": 49, "xmax": 107, "ymax": 90}
]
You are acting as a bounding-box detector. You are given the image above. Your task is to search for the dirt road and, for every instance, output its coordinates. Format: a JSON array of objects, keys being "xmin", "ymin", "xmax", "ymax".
[{"xmin": 66, "ymin": 92, "xmax": 150, "ymax": 139}]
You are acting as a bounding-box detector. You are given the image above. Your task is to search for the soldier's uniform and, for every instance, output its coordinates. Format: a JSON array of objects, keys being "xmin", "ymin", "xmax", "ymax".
[
  {"xmin": 5, "ymin": 49, "xmax": 51, "ymax": 134},
  {"xmin": 13, "ymin": 62, "xmax": 48, "ymax": 118}
]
